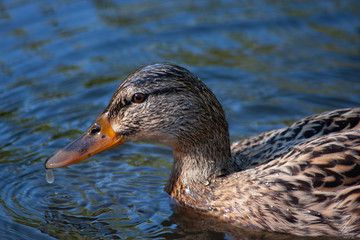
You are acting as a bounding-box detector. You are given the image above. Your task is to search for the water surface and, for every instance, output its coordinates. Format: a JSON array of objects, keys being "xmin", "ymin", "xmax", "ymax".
[{"xmin": 0, "ymin": 0, "xmax": 359, "ymax": 239}]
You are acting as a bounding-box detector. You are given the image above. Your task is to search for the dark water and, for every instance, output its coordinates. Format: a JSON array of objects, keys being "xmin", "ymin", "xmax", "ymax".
[{"xmin": 1, "ymin": 0, "xmax": 359, "ymax": 239}]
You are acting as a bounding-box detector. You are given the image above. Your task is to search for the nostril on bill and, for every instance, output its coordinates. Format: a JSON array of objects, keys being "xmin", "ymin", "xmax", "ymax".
[{"xmin": 89, "ymin": 123, "xmax": 101, "ymax": 135}]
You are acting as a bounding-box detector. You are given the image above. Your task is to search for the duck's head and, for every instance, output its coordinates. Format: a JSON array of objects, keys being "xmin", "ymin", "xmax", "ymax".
[{"xmin": 45, "ymin": 63, "xmax": 230, "ymax": 171}]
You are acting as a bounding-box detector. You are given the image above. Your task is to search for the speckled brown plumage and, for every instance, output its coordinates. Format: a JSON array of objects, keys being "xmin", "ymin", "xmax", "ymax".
[
  {"xmin": 231, "ymin": 108, "xmax": 360, "ymax": 171},
  {"xmin": 213, "ymin": 128, "xmax": 360, "ymax": 237},
  {"xmin": 45, "ymin": 63, "xmax": 360, "ymax": 238}
]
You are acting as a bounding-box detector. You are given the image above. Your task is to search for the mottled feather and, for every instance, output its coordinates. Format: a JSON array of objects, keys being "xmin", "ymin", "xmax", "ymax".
[
  {"xmin": 231, "ymin": 108, "xmax": 360, "ymax": 171},
  {"xmin": 213, "ymin": 127, "xmax": 360, "ymax": 237}
]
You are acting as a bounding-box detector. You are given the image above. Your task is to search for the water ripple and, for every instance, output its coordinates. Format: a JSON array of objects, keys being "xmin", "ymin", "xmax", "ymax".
[{"xmin": 0, "ymin": 154, "xmax": 173, "ymax": 238}]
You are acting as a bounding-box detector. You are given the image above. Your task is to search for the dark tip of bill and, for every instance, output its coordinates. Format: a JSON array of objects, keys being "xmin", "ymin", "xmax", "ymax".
[{"xmin": 44, "ymin": 156, "xmax": 51, "ymax": 169}]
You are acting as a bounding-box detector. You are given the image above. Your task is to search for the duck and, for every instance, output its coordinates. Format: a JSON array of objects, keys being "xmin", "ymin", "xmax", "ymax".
[{"xmin": 45, "ymin": 63, "xmax": 360, "ymax": 238}]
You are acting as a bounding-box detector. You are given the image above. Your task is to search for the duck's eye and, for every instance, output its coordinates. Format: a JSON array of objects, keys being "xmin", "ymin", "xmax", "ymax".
[{"xmin": 132, "ymin": 93, "xmax": 146, "ymax": 103}]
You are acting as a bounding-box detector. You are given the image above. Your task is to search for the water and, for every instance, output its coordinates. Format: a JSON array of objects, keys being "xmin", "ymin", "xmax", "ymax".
[{"xmin": 0, "ymin": 0, "xmax": 359, "ymax": 239}]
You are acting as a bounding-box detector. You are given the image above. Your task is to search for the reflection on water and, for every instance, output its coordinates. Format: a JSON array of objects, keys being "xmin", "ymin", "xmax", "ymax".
[{"xmin": 0, "ymin": 0, "xmax": 359, "ymax": 239}]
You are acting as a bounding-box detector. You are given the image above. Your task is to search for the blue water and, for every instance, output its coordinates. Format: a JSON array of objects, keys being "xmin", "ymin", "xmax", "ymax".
[{"xmin": 0, "ymin": 0, "xmax": 359, "ymax": 239}]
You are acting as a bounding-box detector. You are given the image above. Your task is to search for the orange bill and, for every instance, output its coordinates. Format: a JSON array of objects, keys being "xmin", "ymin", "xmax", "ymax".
[{"xmin": 45, "ymin": 113, "xmax": 126, "ymax": 169}]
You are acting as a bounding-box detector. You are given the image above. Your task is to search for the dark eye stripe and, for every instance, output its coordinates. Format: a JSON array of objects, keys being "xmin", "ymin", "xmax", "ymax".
[
  {"xmin": 115, "ymin": 87, "xmax": 182, "ymax": 111},
  {"xmin": 108, "ymin": 87, "xmax": 183, "ymax": 120}
]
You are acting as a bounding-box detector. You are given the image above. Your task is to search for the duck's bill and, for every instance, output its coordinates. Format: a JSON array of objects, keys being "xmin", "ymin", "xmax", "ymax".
[{"xmin": 45, "ymin": 114, "xmax": 126, "ymax": 169}]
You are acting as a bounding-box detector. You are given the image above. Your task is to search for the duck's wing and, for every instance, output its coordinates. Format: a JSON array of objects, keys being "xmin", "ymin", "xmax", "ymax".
[
  {"xmin": 256, "ymin": 129, "xmax": 360, "ymax": 236},
  {"xmin": 231, "ymin": 108, "xmax": 360, "ymax": 170}
]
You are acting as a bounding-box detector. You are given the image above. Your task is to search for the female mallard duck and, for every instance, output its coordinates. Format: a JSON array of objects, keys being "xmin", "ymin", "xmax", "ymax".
[{"xmin": 45, "ymin": 63, "xmax": 360, "ymax": 238}]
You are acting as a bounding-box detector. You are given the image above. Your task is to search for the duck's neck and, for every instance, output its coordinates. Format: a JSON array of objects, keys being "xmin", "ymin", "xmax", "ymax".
[{"xmin": 165, "ymin": 135, "xmax": 232, "ymax": 207}]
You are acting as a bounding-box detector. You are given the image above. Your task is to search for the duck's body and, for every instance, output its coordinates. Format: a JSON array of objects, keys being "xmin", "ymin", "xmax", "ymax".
[
  {"xmin": 167, "ymin": 107, "xmax": 360, "ymax": 237},
  {"xmin": 46, "ymin": 64, "xmax": 360, "ymax": 238}
]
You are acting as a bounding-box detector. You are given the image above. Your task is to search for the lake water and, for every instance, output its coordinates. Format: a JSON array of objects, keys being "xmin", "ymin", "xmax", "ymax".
[{"xmin": 0, "ymin": 0, "xmax": 359, "ymax": 239}]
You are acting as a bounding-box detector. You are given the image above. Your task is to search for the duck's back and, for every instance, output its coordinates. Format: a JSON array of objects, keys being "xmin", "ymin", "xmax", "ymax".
[{"xmin": 231, "ymin": 108, "xmax": 360, "ymax": 170}]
